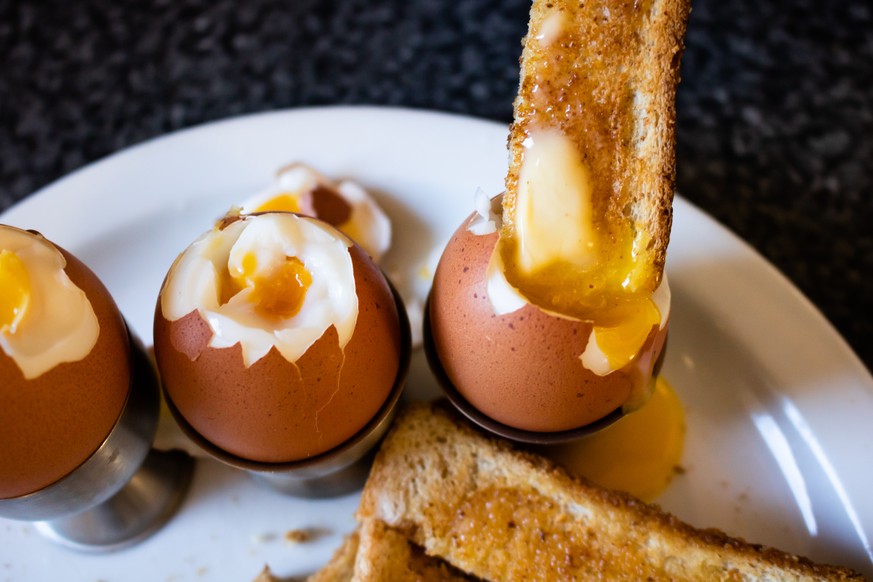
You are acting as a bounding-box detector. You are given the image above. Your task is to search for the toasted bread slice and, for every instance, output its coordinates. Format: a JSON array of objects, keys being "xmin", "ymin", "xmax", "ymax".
[
  {"xmin": 501, "ymin": 0, "xmax": 690, "ymax": 298},
  {"xmin": 294, "ymin": 519, "xmax": 476, "ymax": 582},
  {"xmin": 306, "ymin": 531, "xmax": 358, "ymax": 582},
  {"xmin": 353, "ymin": 518, "xmax": 477, "ymax": 581},
  {"xmin": 253, "ymin": 533, "xmax": 358, "ymax": 582},
  {"xmin": 357, "ymin": 403, "xmax": 863, "ymax": 581}
]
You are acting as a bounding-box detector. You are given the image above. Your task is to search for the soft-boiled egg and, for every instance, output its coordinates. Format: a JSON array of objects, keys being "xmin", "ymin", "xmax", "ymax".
[
  {"xmin": 153, "ymin": 212, "xmax": 404, "ymax": 463},
  {"xmin": 428, "ymin": 196, "xmax": 669, "ymax": 433},
  {"xmin": 0, "ymin": 225, "xmax": 131, "ymax": 499},
  {"xmin": 240, "ymin": 164, "xmax": 391, "ymax": 263}
]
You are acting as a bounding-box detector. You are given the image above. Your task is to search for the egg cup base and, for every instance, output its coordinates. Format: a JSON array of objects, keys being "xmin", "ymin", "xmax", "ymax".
[
  {"xmin": 35, "ymin": 448, "xmax": 194, "ymax": 552},
  {"xmin": 0, "ymin": 329, "xmax": 195, "ymax": 550},
  {"xmin": 247, "ymin": 420, "xmax": 389, "ymax": 498}
]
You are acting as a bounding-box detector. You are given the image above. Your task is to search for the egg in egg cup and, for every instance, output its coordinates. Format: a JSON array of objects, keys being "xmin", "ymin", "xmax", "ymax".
[
  {"xmin": 154, "ymin": 211, "xmax": 410, "ymax": 497},
  {"xmin": 0, "ymin": 225, "xmax": 194, "ymax": 550},
  {"xmin": 424, "ymin": 194, "xmax": 670, "ymax": 445}
]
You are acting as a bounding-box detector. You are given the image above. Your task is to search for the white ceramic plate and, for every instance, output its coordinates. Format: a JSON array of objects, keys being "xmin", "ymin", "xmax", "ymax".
[{"xmin": 1, "ymin": 107, "xmax": 871, "ymax": 580}]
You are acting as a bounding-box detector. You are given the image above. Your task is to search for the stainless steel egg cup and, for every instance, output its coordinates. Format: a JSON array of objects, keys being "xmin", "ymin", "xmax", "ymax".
[
  {"xmin": 163, "ymin": 283, "xmax": 412, "ymax": 498},
  {"xmin": 422, "ymin": 294, "xmax": 668, "ymax": 445},
  {"xmin": 0, "ymin": 332, "xmax": 194, "ymax": 551}
]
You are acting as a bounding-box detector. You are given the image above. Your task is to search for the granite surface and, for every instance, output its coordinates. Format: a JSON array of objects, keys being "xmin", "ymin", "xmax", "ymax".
[{"xmin": 0, "ymin": 0, "xmax": 870, "ymax": 371}]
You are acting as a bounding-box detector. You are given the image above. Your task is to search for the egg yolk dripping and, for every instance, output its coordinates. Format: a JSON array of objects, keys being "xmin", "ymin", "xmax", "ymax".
[
  {"xmin": 498, "ymin": 130, "xmax": 662, "ymax": 370},
  {"xmin": 220, "ymin": 252, "xmax": 312, "ymax": 321},
  {"xmin": 539, "ymin": 377, "xmax": 685, "ymax": 502},
  {"xmin": 0, "ymin": 249, "xmax": 30, "ymax": 332}
]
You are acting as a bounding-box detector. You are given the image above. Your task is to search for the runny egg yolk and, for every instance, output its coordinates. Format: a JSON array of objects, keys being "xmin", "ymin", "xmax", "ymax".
[
  {"xmin": 498, "ymin": 226, "xmax": 661, "ymax": 370},
  {"xmin": 498, "ymin": 129, "xmax": 662, "ymax": 369},
  {"xmin": 221, "ymin": 252, "xmax": 312, "ymax": 320},
  {"xmin": 0, "ymin": 249, "xmax": 30, "ymax": 332},
  {"xmin": 539, "ymin": 378, "xmax": 685, "ymax": 502},
  {"xmin": 592, "ymin": 297, "xmax": 661, "ymax": 369},
  {"xmin": 253, "ymin": 192, "xmax": 301, "ymax": 214}
]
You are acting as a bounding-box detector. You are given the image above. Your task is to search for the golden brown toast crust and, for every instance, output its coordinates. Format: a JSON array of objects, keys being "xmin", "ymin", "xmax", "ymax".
[
  {"xmin": 298, "ymin": 519, "xmax": 477, "ymax": 582},
  {"xmin": 357, "ymin": 403, "xmax": 863, "ymax": 581},
  {"xmin": 306, "ymin": 532, "xmax": 358, "ymax": 582},
  {"xmin": 354, "ymin": 518, "xmax": 477, "ymax": 581},
  {"xmin": 504, "ymin": 0, "xmax": 691, "ymax": 289}
]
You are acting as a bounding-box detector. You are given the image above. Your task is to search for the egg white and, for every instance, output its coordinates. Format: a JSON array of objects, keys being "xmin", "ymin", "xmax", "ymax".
[
  {"xmin": 241, "ymin": 164, "xmax": 391, "ymax": 263},
  {"xmin": 0, "ymin": 226, "xmax": 100, "ymax": 379},
  {"xmin": 580, "ymin": 275, "xmax": 671, "ymax": 376},
  {"xmin": 161, "ymin": 213, "xmax": 358, "ymax": 368}
]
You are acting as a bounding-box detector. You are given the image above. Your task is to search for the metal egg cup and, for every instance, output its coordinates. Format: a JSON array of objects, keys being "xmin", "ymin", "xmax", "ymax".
[
  {"xmin": 162, "ymin": 282, "xmax": 412, "ymax": 498},
  {"xmin": 422, "ymin": 294, "xmax": 667, "ymax": 445},
  {"xmin": 0, "ymin": 331, "xmax": 194, "ymax": 551}
]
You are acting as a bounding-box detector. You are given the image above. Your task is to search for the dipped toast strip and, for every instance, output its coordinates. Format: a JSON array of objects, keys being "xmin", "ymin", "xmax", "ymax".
[{"xmin": 502, "ymin": 0, "xmax": 690, "ymax": 293}]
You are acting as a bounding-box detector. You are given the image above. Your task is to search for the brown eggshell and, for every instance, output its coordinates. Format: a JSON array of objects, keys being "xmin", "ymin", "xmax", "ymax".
[
  {"xmin": 429, "ymin": 215, "xmax": 668, "ymax": 433},
  {"xmin": 154, "ymin": 241, "xmax": 402, "ymax": 464},
  {"xmin": 0, "ymin": 232, "xmax": 131, "ymax": 499}
]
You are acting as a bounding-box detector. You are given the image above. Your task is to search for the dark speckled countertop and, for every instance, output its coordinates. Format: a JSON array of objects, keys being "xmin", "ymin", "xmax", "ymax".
[{"xmin": 1, "ymin": 0, "xmax": 871, "ymax": 370}]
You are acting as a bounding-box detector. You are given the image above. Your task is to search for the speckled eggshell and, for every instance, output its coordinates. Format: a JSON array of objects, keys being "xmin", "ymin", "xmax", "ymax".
[
  {"xmin": 429, "ymin": 215, "xmax": 668, "ymax": 433},
  {"xmin": 0, "ymin": 237, "xmax": 131, "ymax": 499},
  {"xmin": 153, "ymin": 242, "xmax": 402, "ymax": 464}
]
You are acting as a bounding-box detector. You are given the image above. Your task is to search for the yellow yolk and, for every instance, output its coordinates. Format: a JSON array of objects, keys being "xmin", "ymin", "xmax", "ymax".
[
  {"xmin": 499, "ymin": 130, "xmax": 656, "ymax": 324},
  {"xmin": 0, "ymin": 249, "xmax": 30, "ymax": 332},
  {"xmin": 498, "ymin": 233, "xmax": 653, "ymax": 325},
  {"xmin": 221, "ymin": 252, "xmax": 312, "ymax": 320},
  {"xmin": 247, "ymin": 257, "xmax": 312, "ymax": 320},
  {"xmin": 592, "ymin": 296, "xmax": 661, "ymax": 369},
  {"xmin": 253, "ymin": 193, "xmax": 301, "ymax": 214},
  {"xmin": 540, "ymin": 378, "xmax": 685, "ymax": 502}
]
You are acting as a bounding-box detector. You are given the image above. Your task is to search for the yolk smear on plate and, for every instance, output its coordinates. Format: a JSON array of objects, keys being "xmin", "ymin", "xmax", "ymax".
[{"xmin": 538, "ymin": 377, "xmax": 685, "ymax": 502}]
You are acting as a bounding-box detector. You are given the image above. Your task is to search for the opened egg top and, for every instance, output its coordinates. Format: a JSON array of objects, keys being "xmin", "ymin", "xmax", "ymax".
[
  {"xmin": 0, "ymin": 225, "xmax": 131, "ymax": 499},
  {"xmin": 153, "ymin": 212, "xmax": 403, "ymax": 463}
]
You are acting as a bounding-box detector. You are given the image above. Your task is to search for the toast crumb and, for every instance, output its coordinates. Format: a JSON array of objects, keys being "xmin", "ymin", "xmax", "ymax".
[
  {"xmin": 284, "ymin": 529, "xmax": 311, "ymax": 544},
  {"xmin": 283, "ymin": 526, "xmax": 331, "ymax": 545}
]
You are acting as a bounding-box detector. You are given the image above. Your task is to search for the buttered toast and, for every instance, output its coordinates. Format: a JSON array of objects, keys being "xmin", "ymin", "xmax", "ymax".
[
  {"xmin": 501, "ymin": 0, "xmax": 690, "ymax": 299},
  {"xmin": 254, "ymin": 518, "xmax": 475, "ymax": 582},
  {"xmin": 351, "ymin": 518, "xmax": 476, "ymax": 581},
  {"xmin": 301, "ymin": 520, "xmax": 476, "ymax": 582},
  {"xmin": 357, "ymin": 403, "xmax": 863, "ymax": 581}
]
